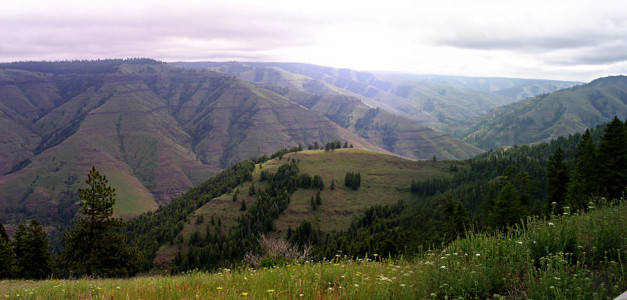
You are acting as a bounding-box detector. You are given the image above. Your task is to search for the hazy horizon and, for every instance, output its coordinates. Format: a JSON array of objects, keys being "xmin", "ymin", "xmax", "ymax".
[{"xmin": 2, "ymin": 0, "xmax": 627, "ymax": 82}]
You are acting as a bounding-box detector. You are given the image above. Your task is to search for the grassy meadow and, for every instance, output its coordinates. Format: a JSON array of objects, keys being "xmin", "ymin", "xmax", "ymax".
[{"xmin": 3, "ymin": 198, "xmax": 625, "ymax": 299}]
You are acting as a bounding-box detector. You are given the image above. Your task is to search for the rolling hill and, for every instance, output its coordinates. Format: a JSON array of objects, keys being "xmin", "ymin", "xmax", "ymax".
[
  {"xmin": 456, "ymin": 75, "xmax": 627, "ymax": 149},
  {"xmin": 137, "ymin": 148, "xmax": 464, "ymax": 266},
  {"xmin": 0, "ymin": 59, "xmax": 480, "ymax": 229}
]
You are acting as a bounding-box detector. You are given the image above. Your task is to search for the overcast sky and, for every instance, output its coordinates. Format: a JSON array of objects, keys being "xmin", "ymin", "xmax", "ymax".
[{"xmin": 2, "ymin": 0, "xmax": 626, "ymax": 81}]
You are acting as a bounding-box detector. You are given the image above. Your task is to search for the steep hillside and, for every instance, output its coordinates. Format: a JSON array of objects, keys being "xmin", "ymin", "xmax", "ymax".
[
  {"xmin": 411, "ymin": 74, "xmax": 581, "ymax": 97},
  {"xmin": 138, "ymin": 148, "xmax": 463, "ymax": 266},
  {"xmin": 280, "ymin": 90, "xmax": 482, "ymax": 160},
  {"xmin": 173, "ymin": 62, "xmax": 518, "ymax": 129},
  {"xmin": 457, "ymin": 76, "xmax": 627, "ymax": 149},
  {"xmin": 0, "ymin": 60, "xmax": 381, "ymax": 225}
]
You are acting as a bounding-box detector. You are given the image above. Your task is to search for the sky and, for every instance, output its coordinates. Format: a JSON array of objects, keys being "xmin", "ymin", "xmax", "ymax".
[{"xmin": 1, "ymin": 0, "xmax": 626, "ymax": 82}]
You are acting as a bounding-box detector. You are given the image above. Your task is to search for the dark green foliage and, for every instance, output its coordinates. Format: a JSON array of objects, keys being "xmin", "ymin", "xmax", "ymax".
[
  {"xmin": 312, "ymin": 175, "xmax": 324, "ymax": 190},
  {"xmin": 438, "ymin": 192, "xmax": 469, "ymax": 239},
  {"xmin": 546, "ymin": 147, "xmax": 569, "ymax": 215},
  {"xmin": 240, "ymin": 199, "xmax": 247, "ymax": 211},
  {"xmin": 566, "ymin": 130, "xmax": 597, "ymax": 211},
  {"xmin": 59, "ymin": 167, "xmax": 141, "ymax": 277},
  {"xmin": 488, "ymin": 182, "xmax": 523, "ymax": 229},
  {"xmin": 315, "ymin": 190, "xmax": 322, "ymax": 205},
  {"xmin": 324, "ymin": 140, "xmax": 342, "ymax": 151},
  {"xmin": 310, "ymin": 196, "xmax": 317, "ymax": 211},
  {"xmin": 172, "ymin": 159, "xmax": 301, "ymax": 272},
  {"xmin": 249, "ymin": 182, "xmax": 256, "ymax": 196},
  {"xmin": 380, "ymin": 123, "xmax": 399, "ymax": 150},
  {"xmin": 344, "ymin": 172, "xmax": 361, "ymax": 190},
  {"xmin": 354, "ymin": 108, "xmax": 379, "ymax": 131},
  {"xmin": 596, "ymin": 117, "xmax": 627, "ymax": 199},
  {"xmin": 0, "ymin": 222, "xmax": 16, "ymax": 278},
  {"xmin": 13, "ymin": 220, "xmax": 52, "ymax": 279}
]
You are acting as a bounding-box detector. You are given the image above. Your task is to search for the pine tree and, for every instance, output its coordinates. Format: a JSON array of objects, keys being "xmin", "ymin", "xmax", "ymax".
[
  {"xmin": 546, "ymin": 147, "xmax": 569, "ymax": 215},
  {"xmin": 315, "ymin": 190, "xmax": 322, "ymax": 205},
  {"xmin": 240, "ymin": 199, "xmax": 247, "ymax": 211},
  {"xmin": 488, "ymin": 182, "xmax": 522, "ymax": 229},
  {"xmin": 597, "ymin": 117, "xmax": 627, "ymax": 199},
  {"xmin": 566, "ymin": 129, "xmax": 597, "ymax": 211},
  {"xmin": 13, "ymin": 220, "xmax": 52, "ymax": 279},
  {"xmin": 59, "ymin": 166, "xmax": 141, "ymax": 277},
  {"xmin": 0, "ymin": 221, "xmax": 16, "ymax": 278}
]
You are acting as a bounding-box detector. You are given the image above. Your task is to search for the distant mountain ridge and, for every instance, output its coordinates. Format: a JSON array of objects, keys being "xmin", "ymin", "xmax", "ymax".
[
  {"xmin": 0, "ymin": 59, "xmax": 480, "ymax": 227},
  {"xmin": 456, "ymin": 75, "xmax": 627, "ymax": 149},
  {"xmin": 173, "ymin": 62, "xmax": 581, "ymax": 130}
]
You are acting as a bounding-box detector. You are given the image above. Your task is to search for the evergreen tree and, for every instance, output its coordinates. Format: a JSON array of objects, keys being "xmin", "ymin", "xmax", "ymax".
[
  {"xmin": 249, "ymin": 183, "xmax": 255, "ymax": 196},
  {"xmin": 432, "ymin": 155, "xmax": 437, "ymax": 162},
  {"xmin": 330, "ymin": 179, "xmax": 335, "ymax": 191},
  {"xmin": 488, "ymin": 182, "xmax": 522, "ymax": 229},
  {"xmin": 546, "ymin": 147, "xmax": 569, "ymax": 215},
  {"xmin": 0, "ymin": 222, "xmax": 16, "ymax": 278},
  {"xmin": 240, "ymin": 199, "xmax": 247, "ymax": 211},
  {"xmin": 566, "ymin": 129, "xmax": 597, "ymax": 211},
  {"xmin": 59, "ymin": 166, "xmax": 141, "ymax": 277},
  {"xmin": 597, "ymin": 117, "xmax": 627, "ymax": 199},
  {"xmin": 439, "ymin": 192, "xmax": 469, "ymax": 239},
  {"xmin": 343, "ymin": 141, "xmax": 348, "ymax": 148},
  {"xmin": 13, "ymin": 220, "xmax": 52, "ymax": 279},
  {"xmin": 315, "ymin": 190, "xmax": 322, "ymax": 205}
]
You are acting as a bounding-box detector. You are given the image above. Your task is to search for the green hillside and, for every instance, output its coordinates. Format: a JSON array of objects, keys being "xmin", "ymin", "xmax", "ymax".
[
  {"xmin": 149, "ymin": 148, "xmax": 462, "ymax": 266},
  {"xmin": 457, "ymin": 76, "xmax": 627, "ymax": 149}
]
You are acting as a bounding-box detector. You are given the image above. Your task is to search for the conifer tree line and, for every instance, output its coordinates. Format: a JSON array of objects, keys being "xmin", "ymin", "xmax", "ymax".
[
  {"xmin": 307, "ymin": 140, "xmax": 353, "ymax": 150},
  {"xmin": 0, "ymin": 166, "xmax": 141, "ymax": 279},
  {"xmin": 287, "ymin": 117, "xmax": 625, "ymax": 260},
  {"xmin": 344, "ymin": 172, "xmax": 361, "ymax": 190}
]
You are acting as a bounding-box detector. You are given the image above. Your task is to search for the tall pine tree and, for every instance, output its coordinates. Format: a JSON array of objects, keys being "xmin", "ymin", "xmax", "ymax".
[
  {"xmin": 566, "ymin": 129, "xmax": 597, "ymax": 211},
  {"xmin": 59, "ymin": 166, "xmax": 141, "ymax": 277},
  {"xmin": 597, "ymin": 117, "xmax": 627, "ymax": 199},
  {"xmin": 13, "ymin": 220, "xmax": 52, "ymax": 279},
  {"xmin": 546, "ymin": 147, "xmax": 569, "ymax": 215},
  {"xmin": 0, "ymin": 221, "xmax": 16, "ymax": 278}
]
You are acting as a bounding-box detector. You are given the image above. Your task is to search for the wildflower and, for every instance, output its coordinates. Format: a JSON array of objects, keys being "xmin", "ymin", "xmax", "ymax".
[
  {"xmin": 336, "ymin": 254, "xmax": 341, "ymax": 257},
  {"xmin": 300, "ymin": 294, "xmax": 304, "ymax": 297},
  {"xmin": 374, "ymin": 254, "xmax": 378, "ymax": 257},
  {"xmin": 440, "ymin": 265, "xmax": 447, "ymax": 269},
  {"xmin": 517, "ymin": 241, "xmax": 523, "ymax": 245},
  {"xmin": 354, "ymin": 284, "xmax": 359, "ymax": 287},
  {"xmin": 267, "ymin": 289, "xmax": 275, "ymax": 293},
  {"xmin": 400, "ymin": 284, "xmax": 406, "ymax": 287},
  {"xmin": 216, "ymin": 286, "xmax": 223, "ymax": 290},
  {"xmin": 241, "ymin": 292, "xmax": 248, "ymax": 296},
  {"xmin": 548, "ymin": 222, "xmax": 554, "ymax": 226},
  {"xmin": 116, "ymin": 286, "xmax": 120, "ymax": 290},
  {"xmin": 476, "ymin": 253, "xmax": 481, "ymax": 257}
]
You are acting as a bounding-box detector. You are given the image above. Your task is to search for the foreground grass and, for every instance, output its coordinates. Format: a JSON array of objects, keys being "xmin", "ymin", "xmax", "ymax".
[
  {"xmin": 1, "ymin": 259, "xmax": 424, "ymax": 299},
  {"xmin": 2, "ymin": 201, "xmax": 625, "ymax": 299}
]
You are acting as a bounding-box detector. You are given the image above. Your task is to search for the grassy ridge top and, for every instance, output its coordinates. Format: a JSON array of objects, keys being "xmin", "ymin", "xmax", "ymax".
[{"xmin": 154, "ymin": 148, "xmax": 462, "ymax": 265}]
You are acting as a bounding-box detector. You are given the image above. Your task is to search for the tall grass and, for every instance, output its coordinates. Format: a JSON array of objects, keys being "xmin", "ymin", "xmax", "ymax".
[{"xmin": 2, "ymin": 201, "xmax": 625, "ymax": 299}]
